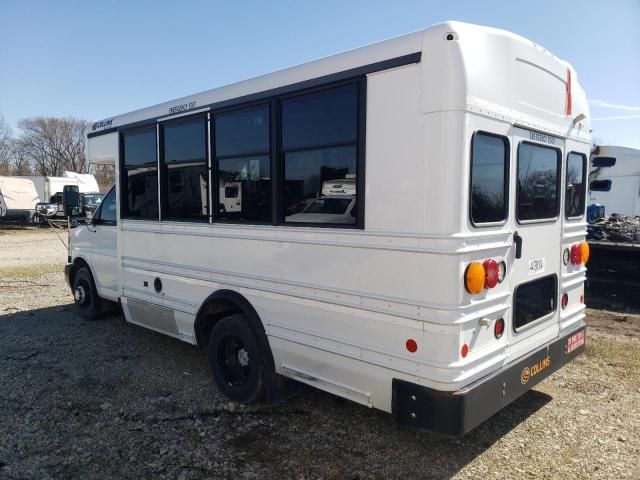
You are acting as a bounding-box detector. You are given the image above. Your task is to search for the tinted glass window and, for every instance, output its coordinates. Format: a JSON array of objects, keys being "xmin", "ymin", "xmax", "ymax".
[
  {"xmin": 214, "ymin": 105, "xmax": 271, "ymax": 223},
  {"xmin": 470, "ymin": 133, "xmax": 508, "ymax": 224},
  {"xmin": 517, "ymin": 143, "xmax": 560, "ymax": 221},
  {"xmin": 215, "ymin": 106, "xmax": 269, "ymax": 157},
  {"xmin": 592, "ymin": 156, "xmax": 616, "ymax": 168},
  {"xmin": 122, "ymin": 128, "xmax": 158, "ymax": 219},
  {"xmin": 161, "ymin": 116, "xmax": 208, "ymax": 220},
  {"xmin": 566, "ymin": 152, "xmax": 586, "ymax": 218},
  {"xmin": 282, "ymin": 84, "xmax": 357, "ymax": 151},
  {"xmin": 282, "ymin": 84, "xmax": 358, "ymax": 225},
  {"xmin": 590, "ymin": 179, "xmax": 612, "ymax": 192},
  {"xmin": 99, "ymin": 188, "xmax": 116, "ymax": 223},
  {"xmin": 514, "ymin": 275, "xmax": 557, "ymax": 330}
]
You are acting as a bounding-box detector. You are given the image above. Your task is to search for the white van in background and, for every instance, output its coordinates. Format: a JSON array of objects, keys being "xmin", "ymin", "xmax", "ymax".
[
  {"xmin": 589, "ymin": 145, "xmax": 640, "ymax": 217},
  {"xmin": 0, "ymin": 176, "xmax": 39, "ymax": 221}
]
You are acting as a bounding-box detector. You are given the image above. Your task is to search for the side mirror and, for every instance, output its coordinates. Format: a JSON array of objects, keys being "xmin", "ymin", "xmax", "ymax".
[{"xmin": 62, "ymin": 185, "xmax": 81, "ymax": 217}]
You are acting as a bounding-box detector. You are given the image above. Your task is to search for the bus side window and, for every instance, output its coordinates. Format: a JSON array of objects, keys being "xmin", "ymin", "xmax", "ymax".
[
  {"xmin": 121, "ymin": 127, "xmax": 158, "ymax": 220},
  {"xmin": 470, "ymin": 132, "xmax": 509, "ymax": 225},
  {"xmin": 282, "ymin": 83, "xmax": 359, "ymax": 225},
  {"xmin": 565, "ymin": 152, "xmax": 586, "ymax": 218},
  {"xmin": 160, "ymin": 115, "xmax": 208, "ymax": 221},
  {"xmin": 214, "ymin": 105, "xmax": 271, "ymax": 223}
]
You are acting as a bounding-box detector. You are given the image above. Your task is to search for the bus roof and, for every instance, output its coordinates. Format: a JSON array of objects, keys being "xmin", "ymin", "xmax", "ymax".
[{"xmin": 90, "ymin": 21, "xmax": 589, "ymax": 142}]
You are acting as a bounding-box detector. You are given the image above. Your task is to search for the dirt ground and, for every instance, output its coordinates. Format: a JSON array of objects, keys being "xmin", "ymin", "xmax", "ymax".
[{"xmin": 1, "ymin": 226, "xmax": 639, "ymax": 480}]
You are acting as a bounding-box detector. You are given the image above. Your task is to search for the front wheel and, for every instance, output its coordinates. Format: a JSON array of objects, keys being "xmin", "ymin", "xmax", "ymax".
[
  {"xmin": 72, "ymin": 267, "xmax": 102, "ymax": 321},
  {"xmin": 207, "ymin": 314, "xmax": 264, "ymax": 403}
]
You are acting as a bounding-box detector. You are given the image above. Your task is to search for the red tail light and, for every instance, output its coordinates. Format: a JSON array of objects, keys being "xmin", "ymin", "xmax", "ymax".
[
  {"xmin": 494, "ymin": 318, "xmax": 505, "ymax": 339},
  {"xmin": 570, "ymin": 244, "xmax": 582, "ymax": 265},
  {"xmin": 561, "ymin": 293, "xmax": 569, "ymax": 309},
  {"xmin": 483, "ymin": 259, "xmax": 499, "ymax": 289}
]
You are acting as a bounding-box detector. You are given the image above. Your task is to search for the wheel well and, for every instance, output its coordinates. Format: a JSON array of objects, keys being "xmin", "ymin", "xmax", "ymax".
[
  {"xmin": 69, "ymin": 257, "xmax": 91, "ymax": 287},
  {"xmin": 195, "ymin": 290, "xmax": 274, "ymax": 366}
]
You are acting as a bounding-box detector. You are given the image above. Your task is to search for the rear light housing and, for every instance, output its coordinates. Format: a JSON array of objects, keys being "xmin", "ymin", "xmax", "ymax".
[
  {"xmin": 465, "ymin": 258, "xmax": 505, "ymax": 294},
  {"xmin": 464, "ymin": 262, "xmax": 485, "ymax": 294},
  {"xmin": 568, "ymin": 242, "xmax": 590, "ymax": 266},
  {"xmin": 580, "ymin": 242, "xmax": 590, "ymax": 264},
  {"xmin": 483, "ymin": 259, "xmax": 499, "ymax": 289},
  {"xmin": 494, "ymin": 318, "xmax": 505, "ymax": 339}
]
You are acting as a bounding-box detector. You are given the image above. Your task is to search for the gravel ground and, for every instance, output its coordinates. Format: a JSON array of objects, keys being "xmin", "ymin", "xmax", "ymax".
[{"xmin": 0, "ymin": 226, "xmax": 639, "ymax": 479}]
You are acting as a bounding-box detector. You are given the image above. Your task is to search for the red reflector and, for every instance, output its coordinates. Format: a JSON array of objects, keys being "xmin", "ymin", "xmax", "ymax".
[
  {"xmin": 494, "ymin": 318, "xmax": 505, "ymax": 339},
  {"xmin": 483, "ymin": 259, "xmax": 499, "ymax": 289},
  {"xmin": 580, "ymin": 294, "xmax": 584, "ymax": 304},
  {"xmin": 561, "ymin": 293, "xmax": 568, "ymax": 309},
  {"xmin": 571, "ymin": 244, "xmax": 582, "ymax": 265},
  {"xmin": 406, "ymin": 339, "xmax": 418, "ymax": 353},
  {"xmin": 461, "ymin": 343, "xmax": 469, "ymax": 358}
]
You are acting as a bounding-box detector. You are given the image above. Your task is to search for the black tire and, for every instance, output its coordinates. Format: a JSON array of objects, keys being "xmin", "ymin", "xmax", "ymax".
[
  {"xmin": 72, "ymin": 267, "xmax": 102, "ymax": 321},
  {"xmin": 207, "ymin": 314, "xmax": 264, "ymax": 403}
]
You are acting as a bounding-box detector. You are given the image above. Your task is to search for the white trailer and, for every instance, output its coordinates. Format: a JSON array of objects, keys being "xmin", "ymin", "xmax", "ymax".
[
  {"xmin": 589, "ymin": 145, "xmax": 640, "ymax": 216},
  {"xmin": 69, "ymin": 21, "xmax": 590, "ymax": 434},
  {"xmin": 0, "ymin": 176, "xmax": 40, "ymax": 220},
  {"xmin": 21, "ymin": 174, "xmax": 99, "ymax": 204}
]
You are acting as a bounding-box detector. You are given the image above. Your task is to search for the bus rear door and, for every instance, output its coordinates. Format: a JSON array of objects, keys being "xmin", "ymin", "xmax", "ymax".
[{"xmin": 508, "ymin": 127, "xmax": 564, "ymax": 357}]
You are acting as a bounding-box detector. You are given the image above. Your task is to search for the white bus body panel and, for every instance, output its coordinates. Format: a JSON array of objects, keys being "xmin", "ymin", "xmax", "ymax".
[{"xmin": 83, "ymin": 21, "xmax": 590, "ymax": 414}]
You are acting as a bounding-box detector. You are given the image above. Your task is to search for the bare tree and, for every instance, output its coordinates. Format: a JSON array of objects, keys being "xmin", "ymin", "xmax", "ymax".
[
  {"xmin": 90, "ymin": 164, "xmax": 116, "ymax": 192},
  {"xmin": 10, "ymin": 141, "xmax": 32, "ymax": 175},
  {"xmin": 0, "ymin": 114, "xmax": 12, "ymax": 176},
  {"xmin": 17, "ymin": 117, "xmax": 90, "ymax": 176}
]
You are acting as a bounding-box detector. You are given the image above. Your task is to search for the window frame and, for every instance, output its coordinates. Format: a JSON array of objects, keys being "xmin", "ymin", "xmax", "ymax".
[
  {"xmin": 158, "ymin": 112, "xmax": 210, "ymax": 223},
  {"xmin": 212, "ymin": 100, "xmax": 273, "ymax": 226},
  {"xmin": 119, "ymin": 123, "xmax": 159, "ymax": 220},
  {"xmin": 117, "ymin": 77, "xmax": 367, "ymax": 229},
  {"xmin": 278, "ymin": 78, "xmax": 365, "ymax": 229},
  {"xmin": 468, "ymin": 130, "xmax": 510, "ymax": 228},
  {"xmin": 516, "ymin": 141, "xmax": 562, "ymax": 225},
  {"xmin": 565, "ymin": 151, "xmax": 587, "ymax": 220}
]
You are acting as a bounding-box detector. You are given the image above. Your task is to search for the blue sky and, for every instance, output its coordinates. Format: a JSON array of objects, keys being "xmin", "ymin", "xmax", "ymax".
[{"xmin": 1, "ymin": 0, "xmax": 639, "ymax": 148}]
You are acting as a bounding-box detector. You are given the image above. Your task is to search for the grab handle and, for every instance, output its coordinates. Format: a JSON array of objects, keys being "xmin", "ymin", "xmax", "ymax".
[{"xmin": 513, "ymin": 231, "xmax": 523, "ymax": 259}]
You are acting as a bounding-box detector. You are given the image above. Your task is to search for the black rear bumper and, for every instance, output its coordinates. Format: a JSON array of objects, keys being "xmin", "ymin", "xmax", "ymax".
[{"xmin": 392, "ymin": 326, "xmax": 586, "ymax": 435}]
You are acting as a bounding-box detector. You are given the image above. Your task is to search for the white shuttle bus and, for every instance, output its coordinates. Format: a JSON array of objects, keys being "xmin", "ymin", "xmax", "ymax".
[{"xmin": 68, "ymin": 21, "xmax": 590, "ymax": 434}]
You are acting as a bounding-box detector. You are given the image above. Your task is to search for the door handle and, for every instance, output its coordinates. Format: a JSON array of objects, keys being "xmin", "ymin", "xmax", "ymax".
[{"xmin": 513, "ymin": 231, "xmax": 523, "ymax": 259}]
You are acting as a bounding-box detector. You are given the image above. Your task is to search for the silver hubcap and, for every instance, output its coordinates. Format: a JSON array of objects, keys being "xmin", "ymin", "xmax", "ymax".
[
  {"xmin": 237, "ymin": 348, "xmax": 249, "ymax": 367},
  {"xmin": 74, "ymin": 285, "xmax": 87, "ymax": 304}
]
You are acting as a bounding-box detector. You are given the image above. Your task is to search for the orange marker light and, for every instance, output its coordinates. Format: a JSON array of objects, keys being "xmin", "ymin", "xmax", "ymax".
[
  {"xmin": 465, "ymin": 262, "xmax": 485, "ymax": 294},
  {"xmin": 580, "ymin": 242, "xmax": 590, "ymax": 265}
]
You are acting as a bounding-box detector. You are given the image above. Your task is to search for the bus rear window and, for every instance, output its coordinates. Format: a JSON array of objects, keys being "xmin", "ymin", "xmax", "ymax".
[
  {"xmin": 514, "ymin": 275, "xmax": 557, "ymax": 330},
  {"xmin": 517, "ymin": 142, "xmax": 560, "ymax": 222},
  {"xmin": 565, "ymin": 152, "xmax": 586, "ymax": 218},
  {"xmin": 470, "ymin": 132, "xmax": 508, "ymax": 224}
]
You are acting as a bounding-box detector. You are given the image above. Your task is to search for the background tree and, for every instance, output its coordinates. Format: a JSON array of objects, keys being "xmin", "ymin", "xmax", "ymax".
[
  {"xmin": 0, "ymin": 114, "xmax": 12, "ymax": 175},
  {"xmin": 17, "ymin": 117, "xmax": 90, "ymax": 176}
]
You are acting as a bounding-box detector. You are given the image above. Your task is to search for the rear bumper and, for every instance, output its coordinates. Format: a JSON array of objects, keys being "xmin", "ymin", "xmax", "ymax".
[{"xmin": 392, "ymin": 326, "xmax": 586, "ymax": 435}]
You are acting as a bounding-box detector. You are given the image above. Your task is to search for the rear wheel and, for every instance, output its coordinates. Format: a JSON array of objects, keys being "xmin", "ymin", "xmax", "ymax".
[
  {"xmin": 207, "ymin": 314, "xmax": 264, "ymax": 403},
  {"xmin": 72, "ymin": 267, "xmax": 102, "ymax": 321}
]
